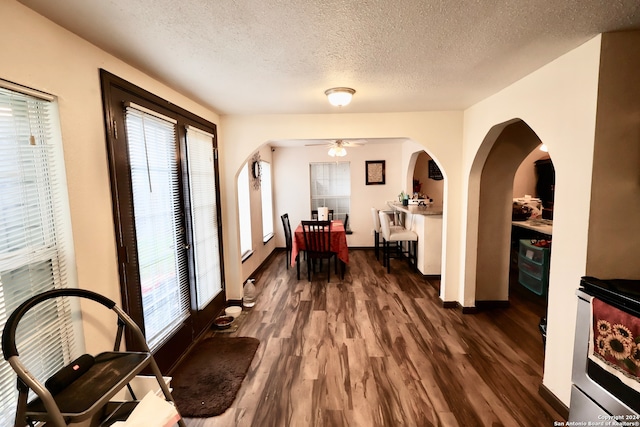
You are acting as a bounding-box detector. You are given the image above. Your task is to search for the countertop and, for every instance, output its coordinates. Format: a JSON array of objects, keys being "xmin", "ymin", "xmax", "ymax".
[
  {"xmin": 387, "ymin": 202, "xmax": 443, "ymax": 216},
  {"xmin": 512, "ymin": 218, "xmax": 553, "ymax": 235}
]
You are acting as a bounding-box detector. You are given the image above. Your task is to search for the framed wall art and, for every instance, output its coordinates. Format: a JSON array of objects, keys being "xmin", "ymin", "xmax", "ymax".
[{"xmin": 365, "ymin": 160, "xmax": 385, "ymax": 185}]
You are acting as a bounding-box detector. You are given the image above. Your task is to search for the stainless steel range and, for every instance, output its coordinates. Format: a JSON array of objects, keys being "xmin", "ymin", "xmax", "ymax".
[{"xmin": 570, "ymin": 276, "xmax": 640, "ymax": 424}]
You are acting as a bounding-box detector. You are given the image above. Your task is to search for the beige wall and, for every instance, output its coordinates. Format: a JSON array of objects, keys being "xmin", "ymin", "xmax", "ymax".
[
  {"xmin": 513, "ymin": 148, "xmax": 550, "ymax": 199},
  {"xmin": 0, "ymin": 1, "xmax": 220, "ymax": 353},
  {"xmin": 586, "ymin": 31, "xmax": 640, "ymax": 279},
  {"xmin": 463, "ymin": 36, "xmax": 602, "ymax": 404},
  {"xmin": 240, "ymin": 145, "xmax": 276, "ymax": 282}
]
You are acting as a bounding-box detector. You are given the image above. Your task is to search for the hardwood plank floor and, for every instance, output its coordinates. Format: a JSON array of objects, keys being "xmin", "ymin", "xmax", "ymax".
[{"xmin": 183, "ymin": 249, "xmax": 565, "ymax": 427}]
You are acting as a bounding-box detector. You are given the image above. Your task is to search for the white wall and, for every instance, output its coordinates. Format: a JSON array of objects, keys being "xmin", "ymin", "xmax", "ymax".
[
  {"xmin": 272, "ymin": 142, "xmax": 406, "ymax": 249},
  {"xmin": 0, "ymin": 0, "xmax": 220, "ymax": 354},
  {"xmin": 462, "ymin": 36, "xmax": 602, "ymax": 404}
]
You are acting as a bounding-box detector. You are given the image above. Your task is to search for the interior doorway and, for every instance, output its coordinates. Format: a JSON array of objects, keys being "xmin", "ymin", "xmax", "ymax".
[
  {"xmin": 407, "ymin": 150, "xmax": 446, "ymax": 293},
  {"xmin": 510, "ymin": 146, "xmax": 555, "ymax": 349},
  {"xmin": 468, "ymin": 118, "xmax": 555, "ymax": 371},
  {"xmin": 471, "ymin": 120, "xmax": 547, "ymax": 302},
  {"xmin": 412, "ymin": 151, "xmax": 444, "ymax": 204}
]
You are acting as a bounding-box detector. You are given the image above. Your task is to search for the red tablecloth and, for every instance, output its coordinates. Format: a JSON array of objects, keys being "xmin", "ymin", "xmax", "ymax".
[{"xmin": 291, "ymin": 220, "xmax": 349, "ymax": 266}]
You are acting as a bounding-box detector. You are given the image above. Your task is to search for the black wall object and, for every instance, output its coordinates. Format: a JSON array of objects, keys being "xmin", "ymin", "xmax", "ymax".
[
  {"xmin": 535, "ymin": 158, "xmax": 555, "ymax": 206},
  {"xmin": 535, "ymin": 158, "xmax": 555, "ymax": 219},
  {"xmin": 428, "ymin": 160, "xmax": 443, "ymax": 180}
]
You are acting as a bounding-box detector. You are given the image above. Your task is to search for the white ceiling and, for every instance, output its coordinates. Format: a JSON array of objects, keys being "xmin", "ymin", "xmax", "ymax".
[{"xmin": 19, "ymin": 0, "xmax": 640, "ymax": 116}]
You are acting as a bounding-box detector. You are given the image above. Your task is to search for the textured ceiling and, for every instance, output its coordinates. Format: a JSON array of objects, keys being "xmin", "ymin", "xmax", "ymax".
[{"xmin": 18, "ymin": 0, "xmax": 640, "ymax": 115}]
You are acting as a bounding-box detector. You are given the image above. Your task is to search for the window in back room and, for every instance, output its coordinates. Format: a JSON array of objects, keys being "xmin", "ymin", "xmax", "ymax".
[
  {"xmin": 238, "ymin": 162, "xmax": 252, "ymax": 258},
  {"xmin": 260, "ymin": 161, "xmax": 274, "ymax": 242},
  {"xmin": 309, "ymin": 162, "xmax": 350, "ymax": 222}
]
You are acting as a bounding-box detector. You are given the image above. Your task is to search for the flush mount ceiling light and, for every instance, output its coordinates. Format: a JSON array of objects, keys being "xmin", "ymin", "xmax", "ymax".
[{"xmin": 325, "ymin": 87, "xmax": 356, "ymax": 107}]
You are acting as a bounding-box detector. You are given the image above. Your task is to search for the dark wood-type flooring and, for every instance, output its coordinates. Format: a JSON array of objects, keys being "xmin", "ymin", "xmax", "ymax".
[{"xmin": 183, "ymin": 249, "xmax": 565, "ymax": 427}]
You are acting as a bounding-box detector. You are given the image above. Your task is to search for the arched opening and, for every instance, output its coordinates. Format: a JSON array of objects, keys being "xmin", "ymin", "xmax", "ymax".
[
  {"xmin": 411, "ymin": 151, "xmax": 444, "ymax": 206},
  {"xmin": 510, "ymin": 144, "xmax": 555, "ymax": 349},
  {"xmin": 468, "ymin": 118, "xmax": 556, "ymax": 369},
  {"xmin": 406, "ymin": 150, "xmax": 446, "ymax": 284},
  {"xmin": 235, "ymin": 144, "xmax": 277, "ymax": 283},
  {"xmin": 473, "ymin": 120, "xmax": 546, "ymax": 302}
]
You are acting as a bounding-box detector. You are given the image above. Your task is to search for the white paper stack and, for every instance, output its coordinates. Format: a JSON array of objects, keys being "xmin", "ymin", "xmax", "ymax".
[
  {"xmin": 317, "ymin": 207, "xmax": 329, "ymax": 220},
  {"xmin": 112, "ymin": 391, "xmax": 181, "ymax": 427}
]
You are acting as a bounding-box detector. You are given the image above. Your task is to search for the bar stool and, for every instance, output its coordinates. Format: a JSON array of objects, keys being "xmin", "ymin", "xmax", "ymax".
[
  {"xmin": 371, "ymin": 208, "xmax": 402, "ymax": 260},
  {"xmin": 378, "ymin": 210, "xmax": 418, "ymax": 273}
]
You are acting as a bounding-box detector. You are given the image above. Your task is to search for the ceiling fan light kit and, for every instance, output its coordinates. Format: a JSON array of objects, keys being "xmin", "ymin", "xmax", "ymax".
[
  {"xmin": 328, "ymin": 145, "xmax": 347, "ymax": 157},
  {"xmin": 325, "ymin": 87, "xmax": 355, "ymax": 107},
  {"xmin": 305, "ymin": 139, "xmax": 365, "ymax": 157}
]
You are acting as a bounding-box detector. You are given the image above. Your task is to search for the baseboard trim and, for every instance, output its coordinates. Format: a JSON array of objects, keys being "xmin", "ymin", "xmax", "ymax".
[
  {"xmin": 475, "ymin": 300, "xmax": 510, "ymax": 310},
  {"xmin": 440, "ymin": 301, "xmax": 479, "ymax": 313},
  {"xmin": 538, "ymin": 383, "xmax": 569, "ymax": 420},
  {"xmin": 249, "ymin": 248, "xmax": 283, "ymax": 279},
  {"xmin": 461, "ymin": 306, "xmax": 479, "ymax": 314}
]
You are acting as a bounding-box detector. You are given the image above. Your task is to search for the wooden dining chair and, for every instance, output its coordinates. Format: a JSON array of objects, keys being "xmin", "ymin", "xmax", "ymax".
[
  {"xmin": 311, "ymin": 209, "xmax": 334, "ymax": 220},
  {"xmin": 281, "ymin": 213, "xmax": 293, "ymax": 269},
  {"xmin": 301, "ymin": 220, "xmax": 339, "ymax": 282}
]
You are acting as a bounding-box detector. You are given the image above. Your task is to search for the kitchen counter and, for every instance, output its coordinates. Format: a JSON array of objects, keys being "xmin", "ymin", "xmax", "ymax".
[
  {"xmin": 512, "ymin": 218, "xmax": 553, "ymax": 236},
  {"xmin": 386, "ymin": 202, "xmax": 443, "ymax": 275},
  {"xmin": 387, "ymin": 202, "xmax": 443, "ymax": 216}
]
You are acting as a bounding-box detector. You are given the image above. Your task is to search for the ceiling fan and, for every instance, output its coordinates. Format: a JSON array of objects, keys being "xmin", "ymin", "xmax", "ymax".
[{"xmin": 304, "ymin": 139, "xmax": 366, "ymax": 157}]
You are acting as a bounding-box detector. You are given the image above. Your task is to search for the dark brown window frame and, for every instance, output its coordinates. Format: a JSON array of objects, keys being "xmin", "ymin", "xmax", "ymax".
[{"xmin": 99, "ymin": 69, "xmax": 225, "ymax": 372}]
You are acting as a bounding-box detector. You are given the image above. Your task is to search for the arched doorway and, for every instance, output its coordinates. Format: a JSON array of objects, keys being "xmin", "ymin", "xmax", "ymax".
[
  {"xmin": 471, "ymin": 119, "xmax": 548, "ymax": 302},
  {"xmin": 411, "ymin": 151, "xmax": 444, "ymax": 206},
  {"xmin": 468, "ymin": 118, "xmax": 556, "ymax": 371},
  {"xmin": 406, "ymin": 149, "xmax": 446, "ymax": 295}
]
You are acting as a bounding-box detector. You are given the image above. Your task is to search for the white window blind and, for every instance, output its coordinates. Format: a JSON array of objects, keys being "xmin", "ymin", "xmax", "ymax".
[
  {"xmin": 309, "ymin": 162, "xmax": 351, "ymax": 222},
  {"xmin": 0, "ymin": 83, "xmax": 79, "ymax": 424},
  {"xmin": 124, "ymin": 105, "xmax": 190, "ymax": 350},
  {"xmin": 260, "ymin": 161, "xmax": 273, "ymax": 242},
  {"xmin": 238, "ymin": 163, "xmax": 252, "ymax": 257},
  {"xmin": 185, "ymin": 126, "xmax": 222, "ymax": 309}
]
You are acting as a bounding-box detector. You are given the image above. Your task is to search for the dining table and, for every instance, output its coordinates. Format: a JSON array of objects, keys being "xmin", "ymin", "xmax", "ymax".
[{"xmin": 291, "ymin": 219, "xmax": 349, "ymax": 278}]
